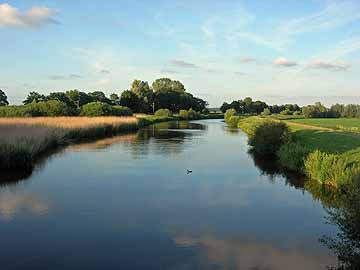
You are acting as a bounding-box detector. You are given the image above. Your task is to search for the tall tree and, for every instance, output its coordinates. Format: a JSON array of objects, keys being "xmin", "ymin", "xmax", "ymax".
[
  {"xmin": 120, "ymin": 90, "xmax": 140, "ymax": 112},
  {"xmin": 0, "ymin": 89, "xmax": 9, "ymax": 106},
  {"xmin": 88, "ymin": 91, "xmax": 111, "ymax": 104},
  {"xmin": 110, "ymin": 93, "xmax": 120, "ymax": 105},
  {"xmin": 66, "ymin": 90, "xmax": 93, "ymax": 107},
  {"xmin": 130, "ymin": 79, "xmax": 153, "ymax": 112},
  {"xmin": 47, "ymin": 92, "xmax": 75, "ymax": 107},
  {"xmin": 23, "ymin": 91, "xmax": 47, "ymax": 105}
]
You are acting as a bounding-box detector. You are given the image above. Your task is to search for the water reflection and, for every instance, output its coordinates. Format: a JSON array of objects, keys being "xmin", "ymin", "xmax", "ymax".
[
  {"xmin": 0, "ymin": 119, "xmax": 343, "ymax": 269},
  {"xmin": 250, "ymin": 151, "xmax": 307, "ymax": 189},
  {"xmin": 315, "ymin": 178, "xmax": 360, "ymax": 269},
  {"xmin": 173, "ymin": 235, "xmax": 333, "ymax": 270},
  {"xmin": 0, "ymin": 189, "xmax": 49, "ymax": 221}
]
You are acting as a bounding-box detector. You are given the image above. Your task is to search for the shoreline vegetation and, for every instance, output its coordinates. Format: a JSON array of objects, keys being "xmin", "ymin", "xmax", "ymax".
[
  {"xmin": 225, "ymin": 113, "xmax": 360, "ymax": 189},
  {"xmin": 0, "ymin": 113, "xmax": 223, "ymax": 172}
]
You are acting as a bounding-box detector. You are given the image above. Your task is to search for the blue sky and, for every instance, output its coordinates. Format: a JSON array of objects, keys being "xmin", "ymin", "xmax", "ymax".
[{"xmin": 1, "ymin": 0, "xmax": 360, "ymax": 106}]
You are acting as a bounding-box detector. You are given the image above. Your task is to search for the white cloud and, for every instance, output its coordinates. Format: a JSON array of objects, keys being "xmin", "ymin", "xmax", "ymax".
[
  {"xmin": 239, "ymin": 57, "xmax": 257, "ymax": 63},
  {"xmin": 170, "ymin": 59, "xmax": 198, "ymax": 68},
  {"xmin": 0, "ymin": 3, "xmax": 58, "ymax": 28},
  {"xmin": 273, "ymin": 57, "xmax": 298, "ymax": 67},
  {"xmin": 308, "ymin": 60, "xmax": 350, "ymax": 71}
]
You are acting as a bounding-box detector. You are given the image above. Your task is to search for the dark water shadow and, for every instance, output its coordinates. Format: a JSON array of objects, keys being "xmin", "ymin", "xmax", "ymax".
[
  {"xmin": 317, "ymin": 177, "xmax": 360, "ymax": 270},
  {"xmin": 249, "ymin": 150, "xmax": 307, "ymax": 190}
]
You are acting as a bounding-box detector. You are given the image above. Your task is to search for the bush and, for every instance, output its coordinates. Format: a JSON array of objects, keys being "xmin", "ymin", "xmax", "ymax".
[
  {"xmin": 304, "ymin": 150, "xmax": 360, "ymax": 187},
  {"xmin": 179, "ymin": 109, "xmax": 189, "ymax": 119},
  {"xmin": 293, "ymin": 111, "xmax": 302, "ymax": 115},
  {"xmin": 187, "ymin": 108, "xmax": 201, "ymax": 120},
  {"xmin": 154, "ymin": 108, "xmax": 172, "ymax": 117},
  {"xmin": 248, "ymin": 120, "xmax": 289, "ymax": 154},
  {"xmin": 81, "ymin": 102, "xmax": 113, "ymax": 116},
  {"xmin": 280, "ymin": 109, "xmax": 292, "ymax": 115},
  {"xmin": 228, "ymin": 116, "xmax": 241, "ymax": 128},
  {"xmin": 111, "ymin": 106, "xmax": 133, "ymax": 116},
  {"xmin": 224, "ymin": 108, "xmax": 236, "ymax": 123},
  {"xmin": 0, "ymin": 101, "xmax": 75, "ymax": 117},
  {"xmin": 278, "ymin": 142, "xmax": 310, "ymax": 171},
  {"xmin": 261, "ymin": 108, "xmax": 271, "ymax": 116}
]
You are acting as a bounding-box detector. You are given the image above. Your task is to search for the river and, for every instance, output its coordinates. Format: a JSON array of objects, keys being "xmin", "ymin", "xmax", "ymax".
[{"xmin": 0, "ymin": 120, "xmax": 339, "ymax": 269}]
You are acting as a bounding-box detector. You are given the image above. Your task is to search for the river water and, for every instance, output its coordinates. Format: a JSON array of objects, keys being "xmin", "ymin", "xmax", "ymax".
[{"xmin": 0, "ymin": 120, "xmax": 338, "ymax": 269}]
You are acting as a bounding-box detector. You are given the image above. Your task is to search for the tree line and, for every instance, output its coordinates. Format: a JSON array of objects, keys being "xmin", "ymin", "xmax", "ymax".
[
  {"xmin": 221, "ymin": 97, "xmax": 360, "ymax": 118},
  {"xmin": 0, "ymin": 78, "xmax": 208, "ymax": 116},
  {"xmin": 220, "ymin": 97, "xmax": 301, "ymax": 115}
]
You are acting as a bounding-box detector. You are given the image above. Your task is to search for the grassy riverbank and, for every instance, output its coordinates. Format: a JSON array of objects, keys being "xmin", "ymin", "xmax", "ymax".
[
  {"xmin": 0, "ymin": 114, "xmax": 222, "ymax": 171},
  {"xmin": 234, "ymin": 116, "xmax": 360, "ymax": 188}
]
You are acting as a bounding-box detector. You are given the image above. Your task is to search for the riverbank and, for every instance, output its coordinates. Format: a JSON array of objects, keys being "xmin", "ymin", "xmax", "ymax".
[
  {"xmin": 0, "ymin": 114, "xmax": 223, "ymax": 171},
  {"xmin": 233, "ymin": 116, "xmax": 360, "ymax": 188}
]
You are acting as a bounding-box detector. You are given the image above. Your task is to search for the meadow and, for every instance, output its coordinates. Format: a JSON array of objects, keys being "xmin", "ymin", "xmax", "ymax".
[{"xmin": 287, "ymin": 118, "xmax": 360, "ymax": 133}]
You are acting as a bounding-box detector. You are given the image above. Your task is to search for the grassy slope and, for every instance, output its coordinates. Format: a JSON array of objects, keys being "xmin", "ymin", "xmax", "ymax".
[
  {"xmin": 284, "ymin": 120, "xmax": 360, "ymax": 164},
  {"xmin": 238, "ymin": 116, "xmax": 360, "ymax": 164}
]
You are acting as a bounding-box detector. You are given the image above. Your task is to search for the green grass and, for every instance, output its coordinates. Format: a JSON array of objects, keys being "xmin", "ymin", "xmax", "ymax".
[
  {"xmin": 236, "ymin": 116, "xmax": 360, "ymax": 187},
  {"xmin": 288, "ymin": 118, "xmax": 360, "ymax": 133}
]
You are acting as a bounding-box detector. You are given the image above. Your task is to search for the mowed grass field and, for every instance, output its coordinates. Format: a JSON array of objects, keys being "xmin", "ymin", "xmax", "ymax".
[
  {"xmin": 287, "ymin": 118, "xmax": 360, "ymax": 132},
  {"xmin": 282, "ymin": 118, "xmax": 360, "ymax": 164}
]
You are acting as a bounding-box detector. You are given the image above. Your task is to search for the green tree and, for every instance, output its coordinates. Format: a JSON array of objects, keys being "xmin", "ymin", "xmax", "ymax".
[
  {"xmin": 152, "ymin": 78, "xmax": 185, "ymax": 92},
  {"xmin": 66, "ymin": 90, "xmax": 93, "ymax": 107},
  {"xmin": 0, "ymin": 89, "xmax": 9, "ymax": 106},
  {"xmin": 110, "ymin": 93, "xmax": 120, "ymax": 105},
  {"xmin": 88, "ymin": 91, "xmax": 111, "ymax": 104},
  {"xmin": 23, "ymin": 91, "xmax": 47, "ymax": 105},
  {"xmin": 130, "ymin": 80, "xmax": 153, "ymax": 112},
  {"xmin": 47, "ymin": 92, "xmax": 75, "ymax": 108},
  {"xmin": 120, "ymin": 90, "xmax": 140, "ymax": 112}
]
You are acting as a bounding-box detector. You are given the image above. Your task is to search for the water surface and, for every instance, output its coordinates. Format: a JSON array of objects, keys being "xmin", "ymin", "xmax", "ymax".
[{"xmin": 0, "ymin": 120, "xmax": 338, "ymax": 269}]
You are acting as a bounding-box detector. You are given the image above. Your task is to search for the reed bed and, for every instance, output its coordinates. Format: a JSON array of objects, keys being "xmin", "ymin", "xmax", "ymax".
[{"xmin": 0, "ymin": 117, "xmax": 139, "ymax": 170}]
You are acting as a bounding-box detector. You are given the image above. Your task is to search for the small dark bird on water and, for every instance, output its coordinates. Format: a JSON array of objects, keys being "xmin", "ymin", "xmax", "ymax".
[{"xmin": 187, "ymin": 170, "xmax": 193, "ymax": 174}]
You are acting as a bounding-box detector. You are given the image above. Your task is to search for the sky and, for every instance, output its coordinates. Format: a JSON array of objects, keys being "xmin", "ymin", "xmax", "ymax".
[{"xmin": 1, "ymin": 0, "xmax": 360, "ymax": 107}]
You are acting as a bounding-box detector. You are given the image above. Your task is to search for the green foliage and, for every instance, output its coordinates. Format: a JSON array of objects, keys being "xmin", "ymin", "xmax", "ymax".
[
  {"xmin": 228, "ymin": 116, "xmax": 241, "ymax": 127},
  {"xmin": 304, "ymin": 150, "xmax": 360, "ymax": 187},
  {"xmin": 187, "ymin": 108, "xmax": 201, "ymax": 119},
  {"xmin": 110, "ymin": 93, "xmax": 120, "ymax": 105},
  {"xmin": 261, "ymin": 108, "xmax": 271, "ymax": 116},
  {"xmin": 120, "ymin": 90, "xmax": 141, "ymax": 112},
  {"xmin": 23, "ymin": 91, "xmax": 47, "ymax": 105},
  {"xmin": 280, "ymin": 109, "xmax": 292, "ymax": 115},
  {"xmin": 47, "ymin": 92, "xmax": 75, "ymax": 108},
  {"xmin": 248, "ymin": 120, "xmax": 289, "ymax": 155},
  {"xmin": 80, "ymin": 102, "xmax": 113, "ymax": 116},
  {"xmin": 154, "ymin": 108, "xmax": 172, "ymax": 117},
  {"xmin": 278, "ymin": 142, "xmax": 310, "ymax": 171},
  {"xmin": 66, "ymin": 90, "xmax": 93, "ymax": 107},
  {"xmin": 302, "ymin": 102, "xmax": 339, "ymax": 118},
  {"xmin": 0, "ymin": 100, "xmax": 74, "ymax": 117},
  {"xmin": 111, "ymin": 106, "xmax": 133, "ymax": 116},
  {"xmin": 224, "ymin": 108, "xmax": 236, "ymax": 123},
  {"xmin": 0, "ymin": 89, "xmax": 9, "ymax": 106},
  {"xmin": 88, "ymin": 91, "xmax": 112, "ymax": 104},
  {"xmin": 179, "ymin": 109, "xmax": 189, "ymax": 119}
]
